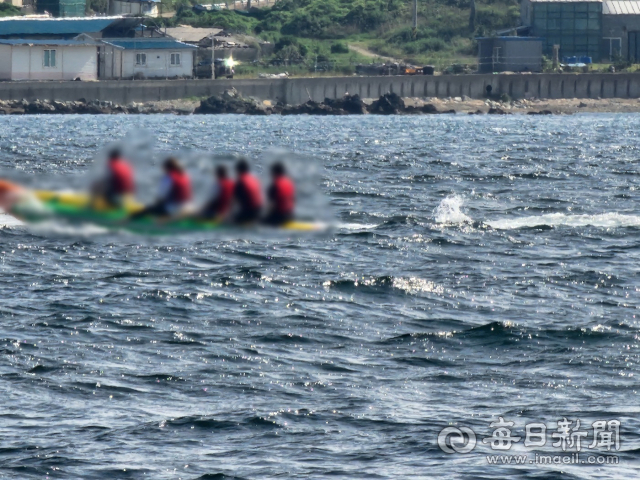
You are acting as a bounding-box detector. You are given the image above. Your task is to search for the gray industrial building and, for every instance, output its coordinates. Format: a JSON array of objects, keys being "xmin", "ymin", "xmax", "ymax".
[
  {"xmin": 520, "ymin": 0, "xmax": 602, "ymax": 60},
  {"xmin": 477, "ymin": 36, "xmax": 543, "ymax": 72},
  {"xmin": 602, "ymin": 1, "xmax": 640, "ymax": 61},
  {"xmin": 519, "ymin": 0, "xmax": 640, "ymax": 61}
]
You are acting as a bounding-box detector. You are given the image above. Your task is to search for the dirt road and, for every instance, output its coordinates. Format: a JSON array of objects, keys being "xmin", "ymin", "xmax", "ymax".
[{"xmin": 348, "ymin": 44, "xmax": 399, "ymax": 63}]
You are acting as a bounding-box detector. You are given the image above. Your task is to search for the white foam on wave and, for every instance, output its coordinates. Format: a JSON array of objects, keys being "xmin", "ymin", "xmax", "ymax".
[
  {"xmin": 338, "ymin": 222, "xmax": 380, "ymax": 230},
  {"xmin": 434, "ymin": 195, "xmax": 472, "ymax": 225},
  {"xmin": 0, "ymin": 213, "xmax": 23, "ymax": 228},
  {"xmin": 27, "ymin": 221, "xmax": 110, "ymax": 237},
  {"xmin": 486, "ymin": 212, "xmax": 640, "ymax": 230}
]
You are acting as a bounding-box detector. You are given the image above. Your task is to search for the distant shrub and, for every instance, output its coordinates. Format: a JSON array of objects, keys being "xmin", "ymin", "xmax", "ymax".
[
  {"xmin": 443, "ymin": 63, "xmax": 473, "ymax": 74},
  {"xmin": 275, "ymin": 37, "xmax": 308, "ymax": 57},
  {"xmin": 404, "ymin": 44, "xmax": 418, "ymax": 54},
  {"xmin": 612, "ymin": 54, "xmax": 631, "ymax": 71},
  {"xmin": 330, "ymin": 42, "xmax": 349, "ymax": 54},
  {"xmin": 273, "ymin": 36, "xmax": 308, "ymax": 63},
  {"xmin": 476, "ymin": 5, "xmax": 520, "ymax": 30},
  {"xmin": 420, "ymin": 38, "xmax": 447, "ymax": 52},
  {"xmin": 338, "ymin": 64, "xmax": 355, "ymax": 75}
]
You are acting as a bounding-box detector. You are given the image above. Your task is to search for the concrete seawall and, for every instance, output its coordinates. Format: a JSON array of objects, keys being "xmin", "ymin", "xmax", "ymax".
[{"xmin": 1, "ymin": 73, "xmax": 640, "ymax": 104}]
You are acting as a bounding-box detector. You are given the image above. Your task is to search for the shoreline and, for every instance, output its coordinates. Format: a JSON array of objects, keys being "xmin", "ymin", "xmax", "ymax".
[
  {"xmin": 414, "ymin": 97, "xmax": 640, "ymax": 114},
  {"xmin": 2, "ymin": 95, "xmax": 640, "ymax": 115}
]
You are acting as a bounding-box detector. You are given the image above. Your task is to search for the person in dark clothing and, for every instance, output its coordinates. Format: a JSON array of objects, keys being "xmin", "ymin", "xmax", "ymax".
[
  {"xmin": 200, "ymin": 165, "xmax": 235, "ymax": 221},
  {"xmin": 264, "ymin": 162, "xmax": 295, "ymax": 226},
  {"xmin": 131, "ymin": 158, "xmax": 192, "ymax": 219},
  {"xmin": 233, "ymin": 159, "xmax": 263, "ymax": 224}
]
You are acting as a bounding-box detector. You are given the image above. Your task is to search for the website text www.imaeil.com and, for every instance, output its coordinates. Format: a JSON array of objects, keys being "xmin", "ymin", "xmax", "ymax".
[{"xmin": 438, "ymin": 417, "xmax": 621, "ymax": 465}]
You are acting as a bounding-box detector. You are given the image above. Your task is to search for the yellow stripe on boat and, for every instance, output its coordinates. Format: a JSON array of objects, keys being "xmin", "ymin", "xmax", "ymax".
[
  {"xmin": 34, "ymin": 190, "xmax": 142, "ymax": 212},
  {"xmin": 282, "ymin": 220, "xmax": 323, "ymax": 231}
]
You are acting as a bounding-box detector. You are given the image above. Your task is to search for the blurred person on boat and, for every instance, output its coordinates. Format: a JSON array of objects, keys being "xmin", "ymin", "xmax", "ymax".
[
  {"xmin": 263, "ymin": 162, "xmax": 295, "ymax": 226},
  {"xmin": 233, "ymin": 159, "xmax": 263, "ymax": 224},
  {"xmin": 92, "ymin": 148, "xmax": 135, "ymax": 209},
  {"xmin": 0, "ymin": 179, "xmax": 30, "ymax": 213},
  {"xmin": 131, "ymin": 157, "xmax": 192, "ymax": 219},
  {"xmin": 199, "ymin": 164, "xmax": 235, "ymax": 221}
]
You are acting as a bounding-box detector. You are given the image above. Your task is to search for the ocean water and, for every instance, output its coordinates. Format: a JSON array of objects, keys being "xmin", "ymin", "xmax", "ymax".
[{"xmin": 0, "ymin": 114, "xmax": 639, "ymax": 479}]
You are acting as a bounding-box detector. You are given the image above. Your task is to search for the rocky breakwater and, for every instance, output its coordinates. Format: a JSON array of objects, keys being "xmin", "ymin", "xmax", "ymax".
[
  {"xmin": 195, "ymin": 89, "xmax": 457, "ymax": 115},
  {"xmin": 0, "ymin": 99, "xmax": 196, "ymax": 115},
  {"xmin": 0, "ymin": 91, "xmax": 573, "ymax": 115},
  {"xmin": 194, "ymin": 89, "xmax": 271, "ymax": 115}
]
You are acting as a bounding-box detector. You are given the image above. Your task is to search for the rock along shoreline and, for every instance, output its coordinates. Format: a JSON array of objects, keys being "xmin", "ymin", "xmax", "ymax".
[{"xmin": 1, "ymin": 88, "xmax": 639, "ymax": 115}]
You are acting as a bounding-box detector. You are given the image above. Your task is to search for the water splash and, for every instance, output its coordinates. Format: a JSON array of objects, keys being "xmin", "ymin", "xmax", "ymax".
[
  {"xmin": 338, "ymin": 222, "xmax": 379, "ymax": 230},
  {"xmin": 434, "ymin": 195, "xmax": 471, "ymax": 225},
  {"xmin": 486, "ymin": 212, "xmax": 640, "ymax": 230},
  {"xmin": 27, "ymin": 220, "xmax": 110, "ymax": 237},
  {"xmin": 0, "ymin": 213, "xmax": 22, "ymax": 228}
]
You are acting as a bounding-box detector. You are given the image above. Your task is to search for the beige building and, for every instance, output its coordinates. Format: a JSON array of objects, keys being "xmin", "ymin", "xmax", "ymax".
[{"xmin": 0, "ymin": 38, "xmax": 97, "ymax": 81}]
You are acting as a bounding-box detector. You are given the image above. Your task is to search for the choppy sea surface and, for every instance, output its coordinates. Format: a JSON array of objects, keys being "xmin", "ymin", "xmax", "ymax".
[{"xmin": 1, "ymin": 114, "xmax": 640, "ymax": 479}]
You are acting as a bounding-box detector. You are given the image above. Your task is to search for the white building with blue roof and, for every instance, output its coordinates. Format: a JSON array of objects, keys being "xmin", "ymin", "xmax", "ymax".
[
  {"xmin": 0, "ymin": 38, "xmax": 98, "ymax": 81},
  {"xmin": 99, "ymin": 38, "xmax": 197, "ymax": 79},
  {"xmin": 0, "ymin": 17, "xmax": 199, "ymax": 81}
]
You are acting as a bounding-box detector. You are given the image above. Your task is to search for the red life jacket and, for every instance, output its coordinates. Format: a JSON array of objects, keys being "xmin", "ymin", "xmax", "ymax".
[
  {"xmin": 237, "ymin": 173, "xmax": 263, "ymax": 210},
  {"xmin": 168, "ymin": 170, "xmax": 192, "ymax": 203},
  {"xmin": 272, "ymin": 175, "xmax": 295, "ymax": 215},
  {"xmin": 109, "ymin": 159, "xmax": 135, "ymax": 194},
  {"xmin": 216, "ymin": 177, "xmax": 235, "ymax": 214}
]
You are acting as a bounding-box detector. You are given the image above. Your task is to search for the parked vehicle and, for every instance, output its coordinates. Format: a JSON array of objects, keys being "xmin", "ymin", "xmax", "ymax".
[
  {"xmin": 195, "ymin": 58, "xmax": 235, "ymax": 79},
  {"xmin": 355, "ymin": 63, "xmax": 423, "ymax": 76}
]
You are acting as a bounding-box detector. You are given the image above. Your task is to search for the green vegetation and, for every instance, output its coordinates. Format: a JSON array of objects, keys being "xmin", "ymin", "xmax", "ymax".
[
  {"xmin": 86, "ymin": 0, "xmax": 107, "ymax": 15},
  {"xmin": 0, "ymin": 3, "xmax": 21, "ymax": 16},
  {"xmin": 158, "ymin": 0, "xmax": 521, "ymax": 69},
  {"xmin": 168, "ymin": 9, "xmax": 260, "ymax": 31}
]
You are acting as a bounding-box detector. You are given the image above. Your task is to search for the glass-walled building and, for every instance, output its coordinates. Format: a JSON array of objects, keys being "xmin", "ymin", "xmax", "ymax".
[
  {"xmin": 521, "ymin": 0, "xmax": 602, "ymax": 60},
  {"xmin": 37, "ymin": 0, "xmax": 86, "ymax": 17}
]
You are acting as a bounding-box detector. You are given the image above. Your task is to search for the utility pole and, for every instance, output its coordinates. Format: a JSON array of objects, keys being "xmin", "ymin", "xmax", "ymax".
[
  {"xmin": 552, "ymin": 44, "xmax": 559, "ymax": 70},
  {"xmin": 211, "ymin": 35, "xmax": 215, "ymax": 79},
  {"xmin": 412, "ymin": 0, "xmax": 417, "ymax": 38}
]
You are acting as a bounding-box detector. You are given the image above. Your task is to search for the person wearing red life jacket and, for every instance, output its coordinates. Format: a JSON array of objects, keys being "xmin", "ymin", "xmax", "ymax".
[
  {"xmin": 233, "ymin": 159, "xmax": 263, "ymax": 224},
  {"xmin": 200, "ymin": 165, "xmax": 235, "ymax": 220},
  {"xmin": 264, "ymin": 162, "xmax": 295, "ymax": 226},
  {"xmin": 132, "ymin": 157, "xmax": 192, "ymax": 219},
  {"xmin": 93, "ymin": 148, "xmax": 135, "ymax": 208}
]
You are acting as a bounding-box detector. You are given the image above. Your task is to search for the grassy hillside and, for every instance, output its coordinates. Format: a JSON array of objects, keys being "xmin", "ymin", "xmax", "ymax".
[
  {"xmin": 160, "ymin": 0, "xmax": 520, "ymax": 70},
  {"xmin": 0, "ymin": 3, "xmax": 21, "ymax": 16}
]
